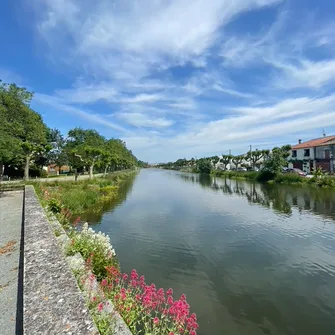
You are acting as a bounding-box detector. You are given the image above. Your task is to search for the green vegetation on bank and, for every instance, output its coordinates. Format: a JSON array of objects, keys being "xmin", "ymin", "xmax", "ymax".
[
  {"xmin": 34, "ymin": 171, "xmax": 137, "ymax": 218},
  {"xmin": 212, "ymin": 169, "xmax": 335, "ymax": 187},
  {"xmin": 0, "ymin": 80, "xmax": 142, "ymax": 181}
]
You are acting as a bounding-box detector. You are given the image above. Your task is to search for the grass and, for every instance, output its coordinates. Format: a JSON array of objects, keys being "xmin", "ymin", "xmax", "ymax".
[
  {"xmin": 33, "ymin": 171, "xmax": 137, "ymax": 217},
  {"xmin": 211, "ymin": 170, "xmax": 259, "ymax": 180},
  {"xmin": 274, "ymin": 173, "xmax": 306, "ymax": 184}
]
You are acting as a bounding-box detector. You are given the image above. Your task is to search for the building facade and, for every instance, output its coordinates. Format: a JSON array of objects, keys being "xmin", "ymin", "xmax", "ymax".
[{"xmin": 288, "ymin": 136, "xmax": 335, "ymax": 174}]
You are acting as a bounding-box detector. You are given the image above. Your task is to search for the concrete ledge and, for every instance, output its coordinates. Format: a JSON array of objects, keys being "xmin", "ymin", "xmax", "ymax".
[
  {"xmin": 48, "ymin": 216, "xmax": 132, "ymax": 335},
  {"xmin": 23, "ymin": 185, "xmax": 98, "ymax": 335}
]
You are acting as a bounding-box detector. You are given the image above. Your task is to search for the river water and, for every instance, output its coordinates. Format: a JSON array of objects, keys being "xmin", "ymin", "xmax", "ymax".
[{"xmin": 91, "ymin": 169, "xmax": 335, "ymax": 335}]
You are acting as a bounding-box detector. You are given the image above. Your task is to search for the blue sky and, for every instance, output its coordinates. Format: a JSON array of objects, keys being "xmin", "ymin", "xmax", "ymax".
[{"xmin": 1, "ymin": 0, "xmax": 335, "ymax": 162}]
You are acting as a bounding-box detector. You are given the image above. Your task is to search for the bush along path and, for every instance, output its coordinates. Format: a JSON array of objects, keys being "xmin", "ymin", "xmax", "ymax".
[{"xmin": 38, "ymin": 186, "xmax": 200, "ymax": 335}]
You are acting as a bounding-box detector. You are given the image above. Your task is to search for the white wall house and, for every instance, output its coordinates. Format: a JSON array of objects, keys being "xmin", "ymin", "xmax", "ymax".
[{"xmin": 288, "ymin": 136, "xmax": 335, "ymax": 174}]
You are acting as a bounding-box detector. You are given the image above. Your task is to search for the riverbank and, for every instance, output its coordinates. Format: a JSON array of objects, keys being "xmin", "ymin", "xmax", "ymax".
[
  {"xmin": 33, "ymin": 170, "xmax": 138, "ymax": 219},
  {"xmin": 211, "ymin": 170, "xmax": 335, "ymax": 187}
]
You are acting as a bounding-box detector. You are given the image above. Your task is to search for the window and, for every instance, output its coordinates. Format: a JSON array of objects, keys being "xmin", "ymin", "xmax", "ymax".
[
  {"xmin": 304, "ymin": 149, "xmax": 310, "ymax": 157},
  {"xmin": 292, "ymin": 150, "xmax": 297, "ymax": 157}
]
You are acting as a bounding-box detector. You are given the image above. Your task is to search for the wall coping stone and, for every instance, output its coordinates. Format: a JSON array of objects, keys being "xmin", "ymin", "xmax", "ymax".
[{"xmin": 23, "ymin": 185, "xmax": 99, "ymax": 335}]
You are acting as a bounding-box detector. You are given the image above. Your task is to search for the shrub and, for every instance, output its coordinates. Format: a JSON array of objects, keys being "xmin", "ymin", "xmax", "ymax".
[
  {"xmin": 256, "ymin": 170, "xmax": 275, "ymax": 182},
  {"xmin": 274, "ymin": 173, "xmax": 305, "ymax": 184},
  {"xmin": 197, "ymin": 159, "xmax": 211, "ymax": 174},
  {"xmin": 314, "ymin": 176, "xmax": 335, "ymax": 187},
  {"xmin": 66, "ymin": 223, "xmax": 118, "ymax": 280},
  {"xmin": 48, "ymin": 198, "xmax": 62, "ymax": 213}
]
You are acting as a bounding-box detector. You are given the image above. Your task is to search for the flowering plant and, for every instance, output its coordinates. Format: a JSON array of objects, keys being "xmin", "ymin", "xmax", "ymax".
[
  {"xmin": 96, "ymin": 266, "xmax": 199, "ymax": 335},
  {"xmin": 66, "ymin": 223, "xmax": 117, "ymax": 280}
]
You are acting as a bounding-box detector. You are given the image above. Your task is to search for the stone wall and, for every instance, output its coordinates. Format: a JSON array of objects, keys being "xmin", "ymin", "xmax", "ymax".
[{"xmin": 23, "ymin": 185, "xmax": 98, "ymax": 335}]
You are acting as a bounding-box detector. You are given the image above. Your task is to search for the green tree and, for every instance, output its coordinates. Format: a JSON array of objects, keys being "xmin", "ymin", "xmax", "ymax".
[
  {"xmin": 66, "ymin": 128, "xmax": 105, "ymax": 179},
  {"xmin": 246, "ymin": 149, "xmax": 270, "ymax": 169},
  {"xmin": 197, "ymin": 158, "xmax": 212, "ymax": 174},
  {"xmin": 0, "ymin": 81, "xmax": 48, "ymax": 180},
  {"xmin": 264, "ymin": 145, "xmax": 291, "ymax": 174},
  {"xmin": 221, "ymin": 154, "xmax": 233, "ymax": 170},
  {"xmin": 46, "ymin": 128, "xmax": 68, "ymax": 173},
  {"xmin": 231, "ymin": 155, "xmax": 244, "ymax": 169}
]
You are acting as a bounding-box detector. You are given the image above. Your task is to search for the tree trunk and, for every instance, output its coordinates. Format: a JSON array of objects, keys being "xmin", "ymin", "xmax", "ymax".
[
  {"xmin": 0, "ymin": 163, "xmax": 4, "ymax": 178},
  {"xmin": 103, "ymin": 165, "xmax": 109, "ymax": 177},
  {"xmin": 89, "ymin": 165, "xmax": 94, "ymax": 179},
  {"xmin": 24, "ymin": 155, "xmax": 30, "ymax": 181}
]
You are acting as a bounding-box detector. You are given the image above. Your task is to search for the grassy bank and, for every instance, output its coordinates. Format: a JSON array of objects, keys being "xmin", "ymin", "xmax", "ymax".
[
  {"xmin": 33, "ymin": 170, "xmax": 138, "ymax": 217},
  {"xmin": 211, "ymin": 170, "xmax": 335, "ymax": 187}
]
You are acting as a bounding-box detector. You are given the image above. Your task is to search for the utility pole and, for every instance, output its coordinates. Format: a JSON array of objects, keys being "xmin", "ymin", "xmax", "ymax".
[
  {"xmin": 229, "ymin": 149, "xmax": 231, "ymax": 156},
  {"xmin": 249, "ymin": 145, "xmax": 252, "ymax": 153}
]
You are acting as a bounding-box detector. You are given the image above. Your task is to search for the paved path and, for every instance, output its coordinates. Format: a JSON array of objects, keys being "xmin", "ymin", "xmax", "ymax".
[
  {"xmin": 1, "ymin": 173, "xmax": 104, "ymax": 184},
  {"xmin": 0, "ymin": 191, "xmax": 23, "ymax": 335}
]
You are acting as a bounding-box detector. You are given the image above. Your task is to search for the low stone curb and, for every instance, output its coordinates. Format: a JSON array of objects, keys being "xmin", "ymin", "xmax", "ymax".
[{"xmin": 24, "ymin": 185, "xmax": 99, "ymax": 335}]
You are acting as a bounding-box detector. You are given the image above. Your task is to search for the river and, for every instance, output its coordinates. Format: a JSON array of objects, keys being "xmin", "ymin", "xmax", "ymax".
[{"xmin": 91, "ymin": 169, "xmax": 335, "ymax": 335}]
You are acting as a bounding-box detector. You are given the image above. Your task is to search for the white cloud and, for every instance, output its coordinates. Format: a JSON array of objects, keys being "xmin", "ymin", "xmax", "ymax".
[
  {"xmin": 34, "ymin": 93, "xmax": 128, "ymax": 133},
  {"xmin": 122, "ymin": 95, "xmax": 335, "ymax": 161},
  {"xmin": 55, "ymin": 83, "xmax": 118, "ymax": 104},
  {"xmin": 116, "ymin": 112, "xmax": 174, "ymax": 128},
  {"xmin": 273, "ymin": 59, "xmax": 335, "ymax": 89},
  {"xmin": 33, "ymin": 0, "xmax": 282, "ymax": 79},
  {"xmin": 220, "ymin": 11, "xmax": 335, "ymax": 90},
  {"xmin": 168, "ymin": 100, "xmax": 197, "ymax": 110}
]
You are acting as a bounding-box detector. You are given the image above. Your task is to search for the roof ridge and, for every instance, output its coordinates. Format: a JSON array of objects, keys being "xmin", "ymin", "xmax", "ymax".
[{"xmin": 304, "ymin": 135, "xmax": 335, "ymax": 142}]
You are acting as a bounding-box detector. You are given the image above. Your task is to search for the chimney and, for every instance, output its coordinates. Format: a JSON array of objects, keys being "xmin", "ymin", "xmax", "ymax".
[{"xmin": 298, "ymin": 139, "xmax": 302, "ymax": 144}]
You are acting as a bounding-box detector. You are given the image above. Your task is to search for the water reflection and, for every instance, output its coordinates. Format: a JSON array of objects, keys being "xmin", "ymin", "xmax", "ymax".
[
  {"xmin": 84, "ymin": 173, "xmax": 137, "ymax": 223},
  {"xmin": 95, "ymin": 170, "xmax": 335, "ymax": 335},
  {"xmin": 179, "ymin": 173, "xmax": 335, "ymax": 220}
]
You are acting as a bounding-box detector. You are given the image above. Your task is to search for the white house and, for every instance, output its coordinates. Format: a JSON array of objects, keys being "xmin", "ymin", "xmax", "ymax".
[{"xmin": 287, "ymin": 135, "xmax": 335, "ymax": 174}]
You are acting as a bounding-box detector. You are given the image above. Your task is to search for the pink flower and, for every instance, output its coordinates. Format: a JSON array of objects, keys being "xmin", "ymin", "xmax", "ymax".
[
  {"xmin": 131, "ymin": 269, "xmax": 139, "ymax": 280},
  {"xmin": 169, "ymin": 332, "xmax": 175, "ymax": 335},
  {"xmin": 153, "ymin": 317, "xmax": 159, "ymax": 325},
  {"xmin": 166, "ymin": 288, "xmax": 173, "ymax": 296},
  {"xmin": 98, "ymin": 303, "xmax": 103, "ymax": 312},
  {"xmin": 101, "ymin": 279, "xmax": 108, "ymax": 287},
  {"xmin": 122, "ymin": 274, "xmax": 128, "ymax": 281}
]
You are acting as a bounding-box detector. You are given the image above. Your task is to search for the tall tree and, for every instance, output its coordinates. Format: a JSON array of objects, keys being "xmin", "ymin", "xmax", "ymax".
[
  {"xmin": 197, "ymin": 158, "xmax": 212, "ymax": 174},
  {"xmin": 246, "ymin": 150, "xmax": 270, "ymax": 169},
  {"xmin": 46, "ymin": 128, "xmax": 68, "ymax": 173},
  {"xmin": 66, "ymin": 128, "xmax": 105, "ymax": 179},
  {"xmin": 264, "ymin": 145, "xmax": 292, "ymax": 174},
  {"xmin": 231, "ymin": 155, "xmax": 244, "ymax": 169},
  {"xmin": 221, "ymin": 155, "xmax": 233, "ymax": 170},
  {"xmin": 0, "ymin": 81, "xmax": 48, "ymax": 180}
]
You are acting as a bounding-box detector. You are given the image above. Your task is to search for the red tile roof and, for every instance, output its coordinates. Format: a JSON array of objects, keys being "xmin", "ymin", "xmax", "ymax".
[{"xmin": 292, "ymin": 135, "xmax": 335, "ymax": 149}]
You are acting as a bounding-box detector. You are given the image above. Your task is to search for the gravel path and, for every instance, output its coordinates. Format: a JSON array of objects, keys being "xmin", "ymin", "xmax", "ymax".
[{"xmin": 0, "ymin": 191, "xmax": 23, "ymax": 335}]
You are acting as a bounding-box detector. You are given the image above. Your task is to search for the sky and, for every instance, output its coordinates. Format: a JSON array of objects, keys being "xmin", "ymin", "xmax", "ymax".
[{"xmin": 1, "ymin": 0, "xmax": 335, "ymax": 163}]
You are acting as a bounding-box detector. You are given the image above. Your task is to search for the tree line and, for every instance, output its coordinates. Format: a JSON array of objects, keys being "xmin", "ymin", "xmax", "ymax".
[
  {"xmin": 0, "ymin": 80, "xmax": 141, "ymax": 180},
  {"xmin": 157, "ymin": 146, "xmax": 292, "ymax": 176}
]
